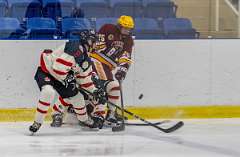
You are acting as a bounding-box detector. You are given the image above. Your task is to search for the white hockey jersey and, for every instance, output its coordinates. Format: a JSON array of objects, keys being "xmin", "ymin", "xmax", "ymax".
[{"xmin": 40, "ymin": 44, "xmax": 96, "ymax": 93}]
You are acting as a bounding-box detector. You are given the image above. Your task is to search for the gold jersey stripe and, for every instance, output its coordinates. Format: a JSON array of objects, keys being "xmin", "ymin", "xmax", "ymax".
[
  {"xmin": 93, "ymin": 60, "xmax": 107, "ymax": 80},
  {"xmin": 118, "ymin": 58, "xmax": 133, "ymax": 64},
  {"xmin": 90, "ymin": 53, "xmax": 115, "ymax": 70}
]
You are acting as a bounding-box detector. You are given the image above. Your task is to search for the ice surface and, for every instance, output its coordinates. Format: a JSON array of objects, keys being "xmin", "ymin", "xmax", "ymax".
[{"xmin": 0, "ymin": 119, "xmax": 240, "ymax": 157}]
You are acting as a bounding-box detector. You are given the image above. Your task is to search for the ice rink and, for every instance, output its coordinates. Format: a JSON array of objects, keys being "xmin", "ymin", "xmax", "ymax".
[{"xmin": 0, "ymin": 119, "xmax": 240, "ymax": 157}]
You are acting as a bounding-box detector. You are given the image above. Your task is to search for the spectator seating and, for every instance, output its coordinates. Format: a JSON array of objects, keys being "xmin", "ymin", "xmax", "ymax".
[
  {"xmin": 42, "ymin": 0, "xmax": 75, "ymax": 21},
  {"xmin": 25, "ymin": 17, "xmax": 59, "ymax": 39},
  {"xmin": 0, "ymin": 0, "xmax": 7, "ymax": 17},
  {"xmin": 110, "ymin": 0, "xmax": 143, "ymax": 18},
  {"xmin": 134, "ymin": 18, "xmax": 164, "ymax": 39},
  {"xmin": 142, "ymin": 0, "xmax": 177, "ymax": 19},
  {"xmin": 76, "ymin": 0, "xmax": 110, "ymax": 18},
  {"xmin": 0, "ymin": 0, "xmax": 200, "ymax": 39},
  {"xmin": 0, "ymin": 17, "xmax": 24, "ymax": 39},
  {"xmin": 61, "ymin": 18, "xmax": 92, "ymax": 39},
  {"xmin": 70, "ymin": 7, "xmax": 85, "ymax": 18},
  {"xmin": 95, "ymin": 17, "xmax": 117, "ymax": 31},
  {"xmin": 163, "ymin": 18, "xmax": 199, "ymax": 39},
  {"xmin": 8, "ymin": 0, "xmax": 42, "ymax": 22}
]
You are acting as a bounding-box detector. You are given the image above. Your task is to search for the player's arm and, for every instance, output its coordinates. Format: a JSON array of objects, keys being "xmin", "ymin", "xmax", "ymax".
[
  {"xmin": 51, "ymin": 53, "xmax": 75, "ymax": 82},
  {"xmin": 115, "ymin": 39, "xmax": 134, "ymax": 81},
  {"xmin": 118, "ymin": 51, "xmax": 132, "ymax": 69},
  {"xmin": 40, "ymin": 46, "xmax": 76, "ymax": 85},
  {"xmin": 75, "ymin": 58, "xmax": 96, "ymax": 93}
]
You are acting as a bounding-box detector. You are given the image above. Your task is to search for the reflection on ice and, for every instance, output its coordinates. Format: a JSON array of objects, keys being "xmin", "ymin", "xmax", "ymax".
[{"xmin": 0, "ymin": 119, "xmax": 240, "ymax": 157}]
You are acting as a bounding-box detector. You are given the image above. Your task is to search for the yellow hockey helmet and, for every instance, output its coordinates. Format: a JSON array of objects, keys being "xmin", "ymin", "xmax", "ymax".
[{"xmin": 117, "ymin": 15, "xmax": 135, "ymax": 29}]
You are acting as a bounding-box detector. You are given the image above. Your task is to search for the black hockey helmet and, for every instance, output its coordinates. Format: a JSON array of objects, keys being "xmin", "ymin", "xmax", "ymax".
[
  {"xmin": 79, "ymin": 29, "xmax": 98, "ymax": 46},
  {"xmin": 64, "ymin": 29, "xmax": 98, "ymax": 59}
]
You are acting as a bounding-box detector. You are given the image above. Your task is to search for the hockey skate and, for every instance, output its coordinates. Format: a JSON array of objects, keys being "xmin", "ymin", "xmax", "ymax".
[
  {"xmin": 50, "ymin": 113, "xmax": 63, "ymax": 127},
  {"xmin": 29, "ymin": 121, "xmax": 41, "ymax": 133},
  {"xmin": 104, "ymin": 110, "xmax": 119, "ymax": 127},
  {"xmin": 79, "ymin": 115, "xmax": 104, "ymax": 130}
]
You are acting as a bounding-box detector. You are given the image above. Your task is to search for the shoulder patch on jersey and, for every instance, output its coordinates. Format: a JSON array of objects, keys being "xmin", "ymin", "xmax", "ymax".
[
  {"xmin": 108, "ymin": 34, "xmax": 114, "ymax": 40},
  {"xmin": 80, "ymin": 60, "xmax": 90, "ymax": 72},
  {"xmin": 82, "ymin": 61, "xmax": 89, "ymax": 69}
]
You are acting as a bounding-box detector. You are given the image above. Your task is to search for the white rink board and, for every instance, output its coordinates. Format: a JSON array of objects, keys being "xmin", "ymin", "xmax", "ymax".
[{"xmin": 0, "ymin": 39, "xmax": 240, "ymax": 108}]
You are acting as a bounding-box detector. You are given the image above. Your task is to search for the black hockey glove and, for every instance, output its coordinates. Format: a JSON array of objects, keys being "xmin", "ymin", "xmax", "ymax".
[
  {"xmin": 93, "ymin": 88, "xmax": 107, "ymax": 104},
  {"xmin": 63, "ymin": 71, "xmax": 76, "ymax": 89},
  {"xmin": 91, "ymin": 72, "xmax": 101, "ymax": 89},
  {"xmin": 115, "ymin": 66, "xmax": 127, "ymax": 81}
]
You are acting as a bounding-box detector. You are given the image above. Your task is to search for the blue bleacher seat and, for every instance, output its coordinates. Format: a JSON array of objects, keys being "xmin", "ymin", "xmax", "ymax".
[
  {"xmin": 95, "ymin": 17, "xmax": 117, "ymax": 31},
  {"xmin": 25, "ymin": 17, "xmax": 59, "ymax": 39},
  {"xmin": 0, "ymin": 0, "xmax": 7, "ymax": 17},
  {"xmin": 142, "ymin": 0, "xmax": 177, "ymax": 19},
  {"xmin": 110, "ymin": 0, "xmax": 143, "ymax": 18},
  {"xmin": 0, "ymin": 17, "xmax": 24, "ymax": 39},
  {"xmin": 61, "ymin": 18, "xmax": 92, "ymax": 39},
  {"xmin": 134, "ymin": 18, "xmax": 164, "ymax": 39},
  {"xmin": 163, "ymin": 18, "xmax": 199, "ymax": 39},
  {"xmin": 42, "ymin": 0, "xmax": 75, "ymax": 21},
  {"xmin": 8, "ymin": 0, "xmax": 42, "ymax": 22},
  {"xmin": 76, "ymin": 0, "xmax": 111, "ymax": 18},
  {"xmin": 70, "ymin": 7, "xmax": 84, "ymax": 18}
]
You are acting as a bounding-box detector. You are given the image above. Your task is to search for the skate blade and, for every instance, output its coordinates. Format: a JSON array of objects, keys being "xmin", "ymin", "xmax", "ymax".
[
  {"xmin": 29, "ymin": 131, "xmax": 35, "ymax": 136},
  {"xmin": 81, "ymin": 127, "xmax": 99, "ymax": 132},
  {"xmin": 103, "ymin": 121, "xmax": 119, "ymax": 128}
]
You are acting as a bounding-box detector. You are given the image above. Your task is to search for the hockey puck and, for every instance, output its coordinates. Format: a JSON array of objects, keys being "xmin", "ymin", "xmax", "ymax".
[{"xmin": 138, "ymin": 94, "xmax": 143, "ymax": 99}]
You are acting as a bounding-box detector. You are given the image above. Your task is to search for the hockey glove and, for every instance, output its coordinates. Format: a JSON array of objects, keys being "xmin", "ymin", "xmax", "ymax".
[
  {"xmin": 115, "ymin": 66, "xmax": 127, "ymax": 81},
  {"xmin": 63, "ymin": 71, "xmax": 76, "ymax": 89},
  {"xmin": 93, "ymin": 88, "xmax": 107, "ymax": 104}
]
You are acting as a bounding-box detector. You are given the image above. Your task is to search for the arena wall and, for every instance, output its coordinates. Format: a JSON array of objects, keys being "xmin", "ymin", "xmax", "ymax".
[{"xmin": 0, "ymin": 40, "xmax": 240, "ymax": 120}]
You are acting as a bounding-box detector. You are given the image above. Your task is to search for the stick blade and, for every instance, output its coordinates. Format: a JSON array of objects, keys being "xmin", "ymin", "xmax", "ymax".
[{"xmin": 163, "ymin": 121, "xmax": 184, "ymax": 133}]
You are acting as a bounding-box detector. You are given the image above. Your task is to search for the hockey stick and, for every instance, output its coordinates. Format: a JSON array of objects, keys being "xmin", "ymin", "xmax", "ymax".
[
  {"xmin": 125, "ymin": 120, "xmax": 171, "ymax": 126},
  {"xmin": 112, "ymin": 80, "xmax": 125, "ymax": 132},
  {"xmin": 79, "ymin": 88, "xmax": 184, "ymax": 133}
]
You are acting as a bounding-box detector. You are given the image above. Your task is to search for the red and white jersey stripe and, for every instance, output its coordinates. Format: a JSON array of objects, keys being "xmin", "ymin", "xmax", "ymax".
[
  {"xmin": 40, "ymin": 44, "xmax": 97, "ymax": 93},
  {"xmin": 40, "ymin": 44, "xmax": 76, "ymax": 82},
  {"xmin": 75, "ymin": 65, "xmax": 96, "ymax": 93}
]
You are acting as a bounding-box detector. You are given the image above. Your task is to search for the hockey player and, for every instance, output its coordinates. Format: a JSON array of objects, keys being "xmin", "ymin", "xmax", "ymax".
[
  {"xmin": 29, "ymin": 30, "xmax": 105, "ymax": 133},
  {"xmin": 90, "ymin": 15, "xmax": 135, "ymax": 124},
  {"xmin": 49, "ymin": 15, "xmax": 135, "ymax": 127}
]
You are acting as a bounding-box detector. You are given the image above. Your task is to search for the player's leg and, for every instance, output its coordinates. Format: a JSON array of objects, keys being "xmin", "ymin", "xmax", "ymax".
[
  {"xmin": 92, "ymin": 61, "xmax": 117, "ymax": 123},
  {"xmin": 85, "ymin": 99, "xmax": 105, "ymax": 129},
  {"xmin": 50, "ymin": 95, "xmax": 71, "ymax": 127},
  {"xmin": 50, "ymin": 88, "xmax": 89, "ymax": 127},
  {"xmin": 29, "ymin": 68, "xmax": 57, "ymax": 133},
  {"xmin": 105, "ymin": 80, "xmax": 121, "ymax": 124},
  {"xmin": 55, "ymin": 95, "xmax": 105, "ymax": 128},
  {"xmin": 59, "ymin": 85, "xmax": 103, "ymax": 129}
]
